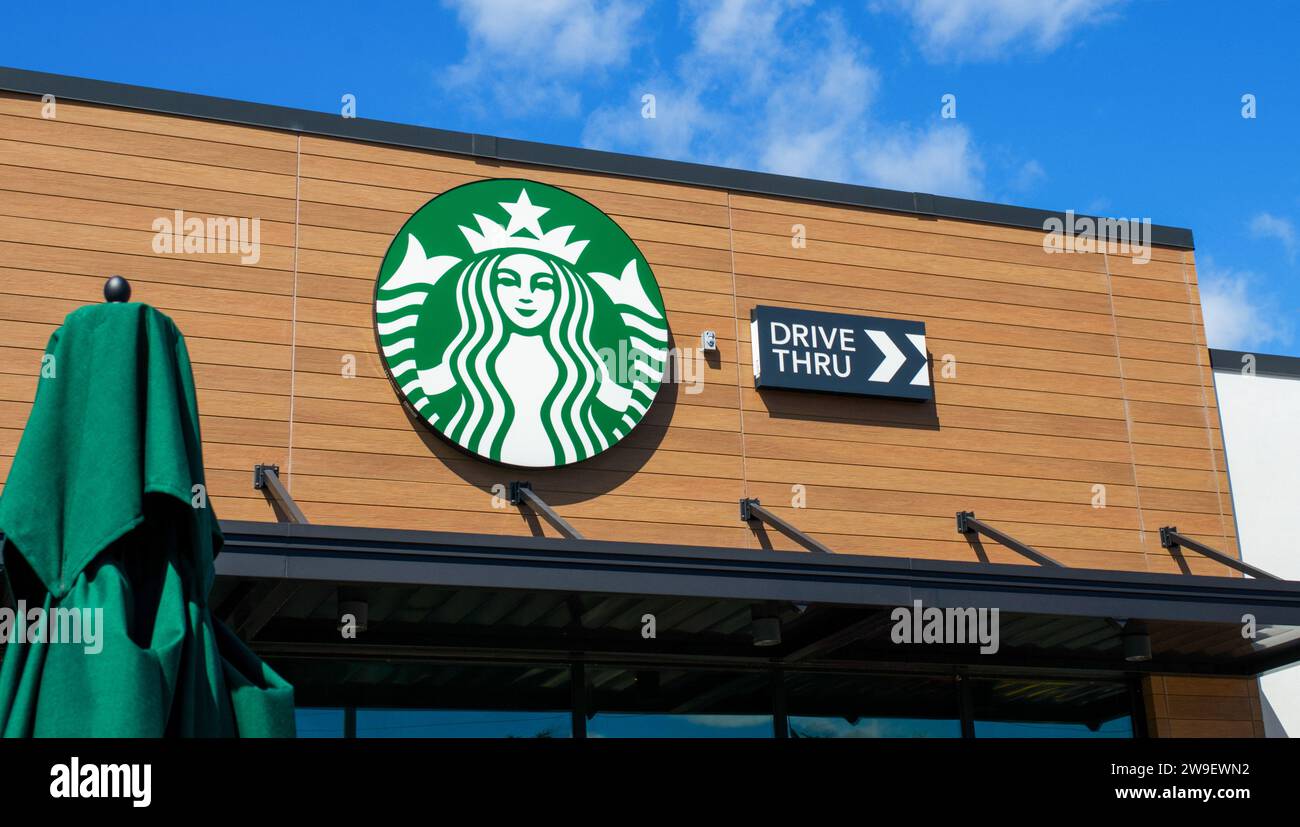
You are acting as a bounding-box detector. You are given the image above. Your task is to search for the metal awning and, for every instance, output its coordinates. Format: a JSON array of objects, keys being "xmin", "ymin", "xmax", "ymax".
[{"xmin": 210, "ymin": 520, "xmax": 1300, "ymax": 681}]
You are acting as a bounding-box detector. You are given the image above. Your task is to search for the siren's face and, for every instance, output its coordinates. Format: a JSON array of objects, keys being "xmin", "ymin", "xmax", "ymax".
[{"xmin": 494, "ymin": 253, "xmax": 556, "ymax": 331}]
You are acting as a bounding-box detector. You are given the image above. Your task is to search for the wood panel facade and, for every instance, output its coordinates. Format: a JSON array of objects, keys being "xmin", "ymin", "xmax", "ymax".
[
  {"xmin": 0, "ymin": 91, "xmax": 1238, "ymax": 580},
  {"xmin": 0, "ymin": 90, "xmax": 1240, "ymax": 575},
  {"xmin": 1143, "ymin": 676, "xmax": 1264, "ymax": 738}
]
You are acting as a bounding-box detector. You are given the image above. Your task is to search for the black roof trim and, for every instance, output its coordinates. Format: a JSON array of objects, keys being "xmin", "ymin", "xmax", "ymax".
[
  {"xmin": 1210, "ymin": 348, "xmax": 1300, "ymax": 379},
  {"xmin": 214, "ymin": 520, "xmax": 1300, "ymax": 631},
  {"xmin": 0, "ymin": 66, "xmax": 1195, "ymax": 249}
]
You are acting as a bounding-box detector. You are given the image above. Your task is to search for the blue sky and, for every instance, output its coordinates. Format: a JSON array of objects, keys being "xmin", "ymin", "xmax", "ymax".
[{"xmin": 3, "ymin": 1, "xmax": 1297, "ymax": 355}]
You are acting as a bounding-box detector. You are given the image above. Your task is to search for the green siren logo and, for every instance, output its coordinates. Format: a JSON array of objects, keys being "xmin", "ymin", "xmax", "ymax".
[{"xmin": 374, "ymin": 179, "xmax": 669, "ymax": 467}]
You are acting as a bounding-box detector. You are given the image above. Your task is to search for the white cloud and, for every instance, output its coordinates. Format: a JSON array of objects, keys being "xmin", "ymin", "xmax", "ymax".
[
  {"xmin": 1085, "ymin": 196, "xmax": 1111, "ymax": 214},
  {"xmin": 685, "ymin": 0, "xmax": 811, "ymax": 86},
  {"xmin": 1012, "ymin": 159, "xmax": 1046, "ymax": 192},
  {"xmin": 442, "ymin": 0, "xmax": 644, "ymax": 116},
  {"xmin": 583, "ymin": 6, "xmax": 984, "ymax": 198},
  {"xmin": 583, "ymin": 84, "xmax": 716, "ymax": 162},
  {"xmin": 1198, "ymin": 258, "xmax": 1294, "ymax": 352},
  {"xmin": 682, "ymin": 715, "xmax": 773, "ymax": 729},
  {"xmin": 1249, "ymin": 212, "xmax": 1297, "ymax": 261},
  {"xmin": 788, "ymin": 717, "xmax": 885, "ymax": 738},
  {"xmin": 883, "ymin": 0, "xmax": 1124, "ymax": 61},
  {"xmin": 755, "ymin": 23, "xmax": 880, "ymax": 179},
  {"xmin": 689, "ymin": 0, "xmax": 796, "ymax": 58},
  {"xmin": 856, "ymin": 124, "xmax": 984, "ymax": 198}
]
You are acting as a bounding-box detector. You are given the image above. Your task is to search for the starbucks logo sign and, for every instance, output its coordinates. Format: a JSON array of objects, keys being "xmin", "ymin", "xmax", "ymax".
[{"xmin": 374, "ymin": 179, "xmax": 669, "ymax": 467}]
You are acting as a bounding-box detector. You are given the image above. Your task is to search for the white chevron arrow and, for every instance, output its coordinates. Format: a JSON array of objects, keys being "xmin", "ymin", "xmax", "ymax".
[
  {"xmin": 865, "ymin": 329, "xmax": 905, "ymax": 382},
  {"xmin": 906, "ymin": 333, "xmax": 929, "ymax": 386}
]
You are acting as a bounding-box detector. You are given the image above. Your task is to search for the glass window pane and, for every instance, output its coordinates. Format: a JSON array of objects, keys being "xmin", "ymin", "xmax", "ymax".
[
  {"xmin": 314, "ymin": 661, "xmax": 573, "ymax": 738},
  {"xmin": 786, "ymin": 716, "xmax": 961, "ymax": 738},
  {"xmin": 784, "ymin": 672, "xmax": 961, "ymax": 738},
  {"xmin": 972, "ymin": 678, "xmax": 1133, "ymax": 738},
  {"xmin": 589, "ymin": 713, "xmax": 773, "ymax": 738},
  {"xmin": 587, "ymin": 668, "xmax": 773, "ymax": 738},
  {"xmin": 356, "ymin": 708, "xmax": 570, "ymax": 738},
  {"xmin": 295, "ymin": 707, "xmax": 345, "ymax": 738},
  {"xmin": 974, "ymin": 716, "xmax": 1133, "ymax": 738}
]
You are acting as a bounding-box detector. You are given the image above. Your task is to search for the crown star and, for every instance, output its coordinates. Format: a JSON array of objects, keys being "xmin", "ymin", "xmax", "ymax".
[
  {"xmin": 500, "ymin": 189, "xmax": 548, "ymax": 239},
  {"xmin": 459, "ymin": 186, "xmax": 590, "ymax": 264}
]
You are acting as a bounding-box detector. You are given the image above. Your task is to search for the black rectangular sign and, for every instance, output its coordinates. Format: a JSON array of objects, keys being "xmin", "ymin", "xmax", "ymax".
[{"xmin": 750, "ymin": 305, "xmax": 932, "ymax": 401}]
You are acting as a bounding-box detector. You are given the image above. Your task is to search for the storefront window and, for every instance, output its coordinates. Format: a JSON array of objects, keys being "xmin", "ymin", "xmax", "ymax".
[
  {"xmin": 784, "ymin": 672, "xmax": 962, "ymax": 738},
  {"xmin": 586, "ymin": 667, "xmax": 774, "ymax": 738},
  {"xmin": 588, "ymin": 713, "xmax": 774, "ymax": 738},
  {"xmin": 971, "ymin": 678, "xmax": 1134, "ymax": 738},
  {"xmin": 289, "ymin": 664, "xmax": 1137, "ymax": 738},
  {"xmin": 287, "ymin": 661, "xmax": 572, "ymax": 737},
  {"xmin": 295, "ymin": 708, "xmax": 345, "ymax": 738},
  {"xmin": 973, "ymin": 716, "xmax": 1133, "ymax": 738},
  {"xmin": 356, "ymin": 709, "xmax": 571, "ymax": 738}
]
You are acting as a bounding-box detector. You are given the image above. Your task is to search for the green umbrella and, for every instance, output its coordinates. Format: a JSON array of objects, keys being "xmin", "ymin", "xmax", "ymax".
[{"xmin": 0, "ymin": 294, "xmax": 295, "ymax": 736}]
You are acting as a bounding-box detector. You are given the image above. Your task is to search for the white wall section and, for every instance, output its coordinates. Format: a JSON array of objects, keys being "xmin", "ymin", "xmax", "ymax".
[{"xmin": 1215, "ymin": 368, "xmax": 1300, "ymax": 737}]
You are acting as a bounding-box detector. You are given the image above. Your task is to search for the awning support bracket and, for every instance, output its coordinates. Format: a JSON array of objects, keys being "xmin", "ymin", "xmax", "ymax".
[
  {"xmin": 510, "ymin": 482, "xmax": 584, "ymax": 540},
  {"xmin": 740, "ymin": 498, "xmax": 834, "ymax": 554},
  {"xmin": 956, "ymin": 511, "xmax": 1064, "ymax": 568},
  {"xmin": 1159, "ymin": 526, "xmax": 1277, "ymax": 580},
  {"xmin": 253, "ymin": 464, "xmax": 309, "ymax": 524}
]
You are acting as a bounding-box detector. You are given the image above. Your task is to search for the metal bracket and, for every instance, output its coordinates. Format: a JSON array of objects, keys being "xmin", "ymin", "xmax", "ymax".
[
  {"xmin": 956, "ymin": 511, "xmax": 1064, "ymax": 568},
  {"xmin": 1159, "ymin": 526, "xmax": 1277, "ymax": 580},
  {"xmin": 740, "ymin": 498, "xmax": 834, "ymax": 554},
  {"xmin": 509, "ymin": 482, "xmax": 583, "ymax": 540},
  {"xmin": 251, "ymin": 463, "xmax": 277, "ymax": 490},
  {"xmin": 253, "ymin": 464, "xmax": 308, "ymax": 524}
]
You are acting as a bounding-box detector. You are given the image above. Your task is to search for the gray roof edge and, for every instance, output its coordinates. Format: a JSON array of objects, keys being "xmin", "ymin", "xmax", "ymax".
[{"xmin": 1210, "ymin": 348, "xmax": 1300, "ymax": 379}]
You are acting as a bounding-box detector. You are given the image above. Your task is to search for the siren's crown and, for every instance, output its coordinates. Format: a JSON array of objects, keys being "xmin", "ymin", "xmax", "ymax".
[{"xmin": 459, "ymin": 188, "xmax": 589, "ymax": 265}]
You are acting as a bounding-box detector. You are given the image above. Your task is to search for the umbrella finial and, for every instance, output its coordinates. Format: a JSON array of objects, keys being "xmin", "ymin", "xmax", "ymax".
[{"xmin": 104, "ymin": 275, "xmax": 131, "ymax": 303}]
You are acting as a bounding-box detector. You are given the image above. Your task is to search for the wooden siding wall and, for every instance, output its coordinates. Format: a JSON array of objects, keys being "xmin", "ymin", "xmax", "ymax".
[
  {"xmin": 0, "ymin": 92, "xmax": 1238, "ymax": 578},
  {"xmin": 1142, "ymin": 676, "xmax": 1264, "ymax": 738}
]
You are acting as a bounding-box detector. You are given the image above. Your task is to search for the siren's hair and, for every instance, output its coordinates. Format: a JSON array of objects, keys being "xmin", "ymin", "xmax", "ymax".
[{"xmin": 441, "ymin": 253, "xmax": 607, "ymax": 464}]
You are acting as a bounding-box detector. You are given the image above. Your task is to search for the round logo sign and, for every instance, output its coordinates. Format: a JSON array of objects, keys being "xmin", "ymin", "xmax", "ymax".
[{"xmin": 374, "ymin": 179, "xmax": 669, "ymax": 468}]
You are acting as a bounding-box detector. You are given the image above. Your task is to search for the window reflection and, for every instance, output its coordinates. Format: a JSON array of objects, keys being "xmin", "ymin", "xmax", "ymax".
[
  {"xmin": 587, "ymin": 668, "xmax": 774, "ymax": 738},
  {"xmin": 356, "ymin": 709, "xmax": 570, "ymax": 738},
  {"xmin": 289, "ymin": 665, "xmax": 1136, "ymax": 739},
  {"xmin": 787, "ymin": 716, "xmax": 961, "ymax": 738},
  {"xmin": 974, "ymin": 716, "xmax": 1133, "ymax": 738},
  {"xmin": 971, "ymin": 678, "xmax": 1134, "ymax": 738},
  {"xmin": 295, "ymin": 707, "xmax": 344, "ymax": 738},
  {"xmin": 588, "ymin": 713, "xmax": 773, "ymax": 738},
  {"xmin": 784, "ymin": 672, "xmax": 962, "ymax": 738}
]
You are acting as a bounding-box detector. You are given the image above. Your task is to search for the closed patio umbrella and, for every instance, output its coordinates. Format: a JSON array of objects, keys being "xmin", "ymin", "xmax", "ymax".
[{"xmin": 0, "ymin": 279, "xmax": 294, "ymax": 736}]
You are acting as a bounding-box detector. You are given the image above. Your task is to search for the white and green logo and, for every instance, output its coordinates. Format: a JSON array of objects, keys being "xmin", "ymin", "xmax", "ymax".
[{"xmin": 374, "ymin": 179, "xmax": 669, "ymax": 467}]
